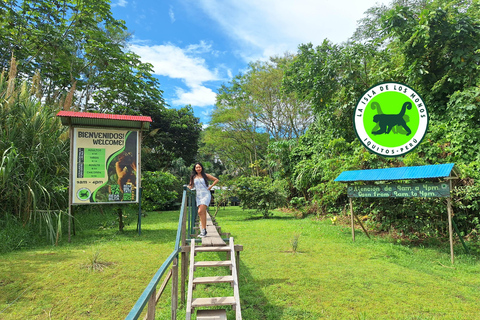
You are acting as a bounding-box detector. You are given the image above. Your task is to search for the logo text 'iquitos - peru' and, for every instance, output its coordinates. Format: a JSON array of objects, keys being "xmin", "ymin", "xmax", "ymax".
[{"xmin": 353, "ymin": 82, "xmax": 429, "ymax": 157}]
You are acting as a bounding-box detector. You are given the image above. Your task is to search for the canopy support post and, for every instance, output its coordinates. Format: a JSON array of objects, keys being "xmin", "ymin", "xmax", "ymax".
[
  {"xmin": 349, "ymin": 197, "xmax": 355, "ymax": 242},
  {"xmin": 447, "ymin": 180, "xmax": 454, "ymax": 264}
]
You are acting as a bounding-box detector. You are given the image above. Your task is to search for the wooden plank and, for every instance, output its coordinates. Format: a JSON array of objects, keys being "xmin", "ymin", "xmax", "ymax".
[
  {"xmin": 143, "ymin": 270, "xmax": 172, "ymax": 320},
  {"xmin": 447, "ymin": 195, "xmax": 454, "ymax": 264},
  {"xmin": 201, "ymin": 213, "xmax": 226, "ymax": 247},
  {"xmin": 181, "ymin": 251, "xmax": 187, "ymax": 304},
  {"xmin": 186, "ymin": 239, "xmax": 196, "ymax": 319},
  {"xmin": 229, "ymin": 237, "xmax": 242, "ymax": 319},
  {"xmin": 202, "ymin": 236, "xmax": 227, "ymax": 247},
  {"xmin": 193, "ymin": 276, "xmax": 233, "ymax": 285},
  {"xmin": 181, "ymin": 198, "xmax": 188, "ymax": 305},
  {"xmin": 196, "ymin": 309, "xmax": 227, "ymax": 320},
  {"xmin": 182, "ymin": 244, "xmax": 243, "ymax": 253},
  {"xmin": 192, "ymin": 297, "xmax": 236, "ymax": 308},
  {"xmin": 171, "ymin": 258, "xmax": 178, "ymax": 319},
  {"xmin": 146, "ymin": 287, "xmax": 156, "ymax": 320},
  {"xmin": 195, "ymin": 261, "xmax": 231, "ymax": 268},
  {"xmin": 195, "ymin": 246, "xmax": 230, "ymax": 253},
  {"xmin": 349, "ymin": 197, "xmax": 355, "ymax": 242}
]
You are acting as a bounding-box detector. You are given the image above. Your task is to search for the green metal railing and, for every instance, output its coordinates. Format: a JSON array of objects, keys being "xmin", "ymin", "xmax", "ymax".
[{"xmin": 125, "ymin": 186, "xmax": 197, "ymax": 320}]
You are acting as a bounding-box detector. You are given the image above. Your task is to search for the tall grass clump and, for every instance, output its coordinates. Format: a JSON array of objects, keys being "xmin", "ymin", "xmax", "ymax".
[{"xmin": 0, "ymin": 56, "xmax": 70, "ymax": 248}]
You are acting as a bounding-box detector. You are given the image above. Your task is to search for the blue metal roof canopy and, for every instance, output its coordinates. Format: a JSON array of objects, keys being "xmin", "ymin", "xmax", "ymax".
[
  {"xmin": 336, "ymin": 163, "xmax": 461, "ymax": 264},
  {"xmin": 334, "ymin": 163, "xmax": 455, "ymax": 182}
]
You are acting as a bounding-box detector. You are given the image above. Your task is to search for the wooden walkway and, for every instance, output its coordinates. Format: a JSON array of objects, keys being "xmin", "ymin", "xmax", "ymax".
[
  {"xmin": 202, "ymin": 213, "xmax": 227, "ymax": 247},
  {"xmin": 185, "ymin": 212, "xmax": 243, "ymax": 320}
]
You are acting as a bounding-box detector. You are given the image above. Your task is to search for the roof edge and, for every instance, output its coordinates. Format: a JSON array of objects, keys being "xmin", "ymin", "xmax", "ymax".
[{"xmin": 334, "ymin": 163, "xmax": 455, "ymax": 183}]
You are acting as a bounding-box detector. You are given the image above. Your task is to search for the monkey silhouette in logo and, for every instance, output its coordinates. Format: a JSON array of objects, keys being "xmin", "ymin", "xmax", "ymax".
[{"xmin": 371, "ymin": 101, "xmax": 412, "ymax": 136}]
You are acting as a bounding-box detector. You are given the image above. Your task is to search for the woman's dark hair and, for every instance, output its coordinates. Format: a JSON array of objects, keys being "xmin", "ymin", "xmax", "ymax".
[{"xmin": 189, "ymin": 162, "xmax": 209, "ymax": 187}]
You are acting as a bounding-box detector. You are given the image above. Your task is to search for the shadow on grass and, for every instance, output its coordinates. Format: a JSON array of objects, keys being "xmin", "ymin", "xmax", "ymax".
[
  {"xmin": 64, "ymin": 210, "xmax": 180, "ymax": 247},
  {"xmin": 197, "ymin": 257, "xmax": 287, "ymax": 320},
  {"xmin": 243, "ymin": 215, "xmax": 297, "ymax": 221},
  {"xmin": 234, "ymin": 259, "xmax": 321, "ymax": 319},
  {"xmin": 350, "ymin": 228, "xmax": 480, "ymax": 267},
  {"xmin": 121, "ymin": 228, "xmax": 178, "ymax": 243}
]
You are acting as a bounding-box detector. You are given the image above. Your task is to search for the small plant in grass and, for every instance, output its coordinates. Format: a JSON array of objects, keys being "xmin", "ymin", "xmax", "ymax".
[
  {"xmin": 82, "ymin": 250, "xmax": 114, "ymax": 271},
  {"xmin": 291, "ymin": 232, "xmax": 301, "ymax": 253},
  {"xmin": 330, "ymin": 215, "xmax": 338, "ymax": 225}
]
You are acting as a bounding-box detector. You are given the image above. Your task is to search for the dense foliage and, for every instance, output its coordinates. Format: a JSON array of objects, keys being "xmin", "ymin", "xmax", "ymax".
[
  {"xmin": 0, "ymin": 0, "xmax": 163, "ymax": 114},
  {"xmin": 2, "ymin": 0, "xmax": 480, "ymax": 251},
  {"xmin": 200, "ymin": 0, "xmax": 480, "ymax": 246},
  {"xmin": 0, "ymin": 65, "xmax": 69, "ymax": 222},
  {"xmin": 203, "ymin": 55, "xmax": 314, "ymax": 178},
  {"xmin": 0, "ymin": 0, "xmax": 201, "ymax": 249},
  {"xmin": 141, "ymin": 171, "xmax": 182, "ymax": 211},
  {"xmin": 141, "ymin": 105, "xmax": 202, "ymax": 172},
  {"xmin": 233, "ymin": 176, "xmax": 287, "ymax": 218},
  {"xmin": 280, "ymin": 0, "xmax": 480, "ymax": 240}
]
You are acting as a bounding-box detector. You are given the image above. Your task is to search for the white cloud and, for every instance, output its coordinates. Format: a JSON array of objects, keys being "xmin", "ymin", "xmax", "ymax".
[
  {"xmin": 111, "ymin": 0, "xmax": 128, "ymax": 8},
  {"xmin": 191, "ymin": 0, "xmax": 384, "ymax": 61},
  {"xmin": 169, "ymin": 6, "xmax": 175, "ymax": 23},
  {"xmin": 129, "ymin": 43, "xmax": 219, "ymax": 86},
  {"xmin": 173, "ymin": 85, "xmax": 217, "ymax": 107},
  {"xmin": 128, "ymin": 42, "xmax": 221, "ymax": 107},
  {"xmin": 186, "ymin": 41, "xmax": 212, "ymax": 54}
]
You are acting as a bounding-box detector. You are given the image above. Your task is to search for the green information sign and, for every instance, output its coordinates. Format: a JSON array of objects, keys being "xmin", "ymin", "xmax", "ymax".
[
  {"xmin": 347, "ymin": 182, "xmax": 450, "ymax": 198},
  {"xmin": 84, "ymin": 148, "xmax": 105, "ymax": 178}
]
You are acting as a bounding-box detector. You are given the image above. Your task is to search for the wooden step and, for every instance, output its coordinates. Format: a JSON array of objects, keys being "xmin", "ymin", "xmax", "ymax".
[
  {"xmin": 201, "ymin": 236, "xmax": 227, "ymax": 247},
  {"xmin": 196, "ymin": 309, "xmax": 227, "ymax": 320},
  {"xmin": 194, "ymin": 261, "xmax": 231, "ymax": 268},
  {"xmin": 195, "ymin": 246, "xmax": 230, "ymax": 253},
  {"xmin": 193, "ymin": 276, "xmax": 233, "ymax": 285},
  {"xmin": 192, "ymin": 297, "xmax": 236, "ymax": 308}
]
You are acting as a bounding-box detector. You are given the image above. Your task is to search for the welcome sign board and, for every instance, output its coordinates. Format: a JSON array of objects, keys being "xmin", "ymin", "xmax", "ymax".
[{"xmin": 72, "ymin": 127, "xmax": 139, "ymax": 204}]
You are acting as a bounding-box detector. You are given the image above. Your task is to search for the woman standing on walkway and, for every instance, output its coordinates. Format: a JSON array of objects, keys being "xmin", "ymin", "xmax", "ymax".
[{"xmin": 188, "ymin": 162, "xmax": 219, "ymax": 237}]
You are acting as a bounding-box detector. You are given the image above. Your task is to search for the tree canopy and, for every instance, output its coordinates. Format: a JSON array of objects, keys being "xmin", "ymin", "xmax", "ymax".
[
  {"xmin": 0, "ymin": 0, "xmax": 164, "ymax": 114},
  {"xmin": 202, "ymin": 0, "xmax": 480, "ymax": 240},
  {"xmin": 278, "ymin": 0, "xmax": 480, "ymax": 235},
  {"xmin": 203, "ymin": 55, "xmax": 314, "ymax": 177}
]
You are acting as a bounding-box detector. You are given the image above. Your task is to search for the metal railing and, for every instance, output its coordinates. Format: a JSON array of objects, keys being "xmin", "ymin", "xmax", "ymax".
[{"xmin": 125, "ymin": 186, "xmax": 196, "ymax": 320}]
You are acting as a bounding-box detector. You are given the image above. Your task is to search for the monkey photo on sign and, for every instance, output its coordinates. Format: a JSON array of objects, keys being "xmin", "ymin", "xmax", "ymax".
[{"xmin": 371, "ymin": 101, "xmax": 412, "ymax": 136}]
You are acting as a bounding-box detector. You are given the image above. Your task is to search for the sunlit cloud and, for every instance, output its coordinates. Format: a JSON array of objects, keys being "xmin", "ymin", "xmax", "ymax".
[
  {"xmin": 173, "ymin": 85, "xmax": 217, "ymax": 107},
  {"xmin": 169, "ymin": 6, "xmax": 175, "ymax": 23},
  {"xmin": 128, "ymin": 42, "xmax": 221, "ymax": 107},
  {"xmin": 191, "ymin": 0, "xmax": 378, "ymax": 61},
  {"xmin": 111, "ymin": 0, "xmax": 128, "ymax": 8}
]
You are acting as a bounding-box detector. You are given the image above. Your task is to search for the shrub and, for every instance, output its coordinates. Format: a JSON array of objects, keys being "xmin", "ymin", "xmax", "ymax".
[
  {"xmin": 141, "ymin": 171, "xmax": 180, "ymax": 211},
  {"xmin": 233, "ymin": 176, "xmax": 287, "ymax": 218}
]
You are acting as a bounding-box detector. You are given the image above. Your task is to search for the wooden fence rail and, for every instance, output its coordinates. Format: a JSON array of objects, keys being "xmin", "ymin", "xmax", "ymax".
[{"xmin": 125, "ymin": 186, "xmax": 194, "ymax": 320}]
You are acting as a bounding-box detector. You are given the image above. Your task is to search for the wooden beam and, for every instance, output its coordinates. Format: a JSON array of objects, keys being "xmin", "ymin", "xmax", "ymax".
[
  {"xmin": 354, "ymin": 214, "xmax": 371, "ymax": 239},
  {"xmin": 349, "ymin": 198, "xmax": 355, "ymax": 242},
  {"xmin": 171, "ymin": 258, "xmax": 178, "ymax": 319},
  {"xmin": 146, "ymin": 287, "xmax": 156, "ymax": 320},
  {"xmin": 196, "ymin": 309, "xmax": 227, "ymax": 320},
  {"xmin": 447, "ymin": 180, "xmax": 454, "ymax": 264}
]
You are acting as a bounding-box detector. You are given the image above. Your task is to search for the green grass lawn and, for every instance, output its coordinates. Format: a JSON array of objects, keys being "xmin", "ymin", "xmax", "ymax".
[{"xmin": 0, "ymin": 207, "xmax": 479, "ymax": 319}]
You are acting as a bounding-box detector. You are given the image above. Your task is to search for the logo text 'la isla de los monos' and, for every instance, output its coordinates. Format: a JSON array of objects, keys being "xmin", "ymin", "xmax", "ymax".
[{"xmin": 353, "ymin": 82, "xmax": 429, "ymax": 157}]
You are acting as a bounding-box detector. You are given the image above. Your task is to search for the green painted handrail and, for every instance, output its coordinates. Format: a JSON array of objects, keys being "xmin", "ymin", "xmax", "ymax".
[{"xmin": 125, "ymin": 186, "xmax": 194, "ymax": 320}]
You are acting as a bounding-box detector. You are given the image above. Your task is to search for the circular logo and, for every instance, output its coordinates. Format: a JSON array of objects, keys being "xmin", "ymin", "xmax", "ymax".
[
  {"xmin": 353, "ymin": 82, "xmax": 428, "ymax": 157},
  {"xmin": 77, "ymin": 188, "xmax": 91, "ymax": 201}
]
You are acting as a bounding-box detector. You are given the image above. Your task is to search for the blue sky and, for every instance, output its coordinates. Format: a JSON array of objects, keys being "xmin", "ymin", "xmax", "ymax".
[{"xmin": 110, "ymin": 0, "xmax": 386, "ymax": 125}]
